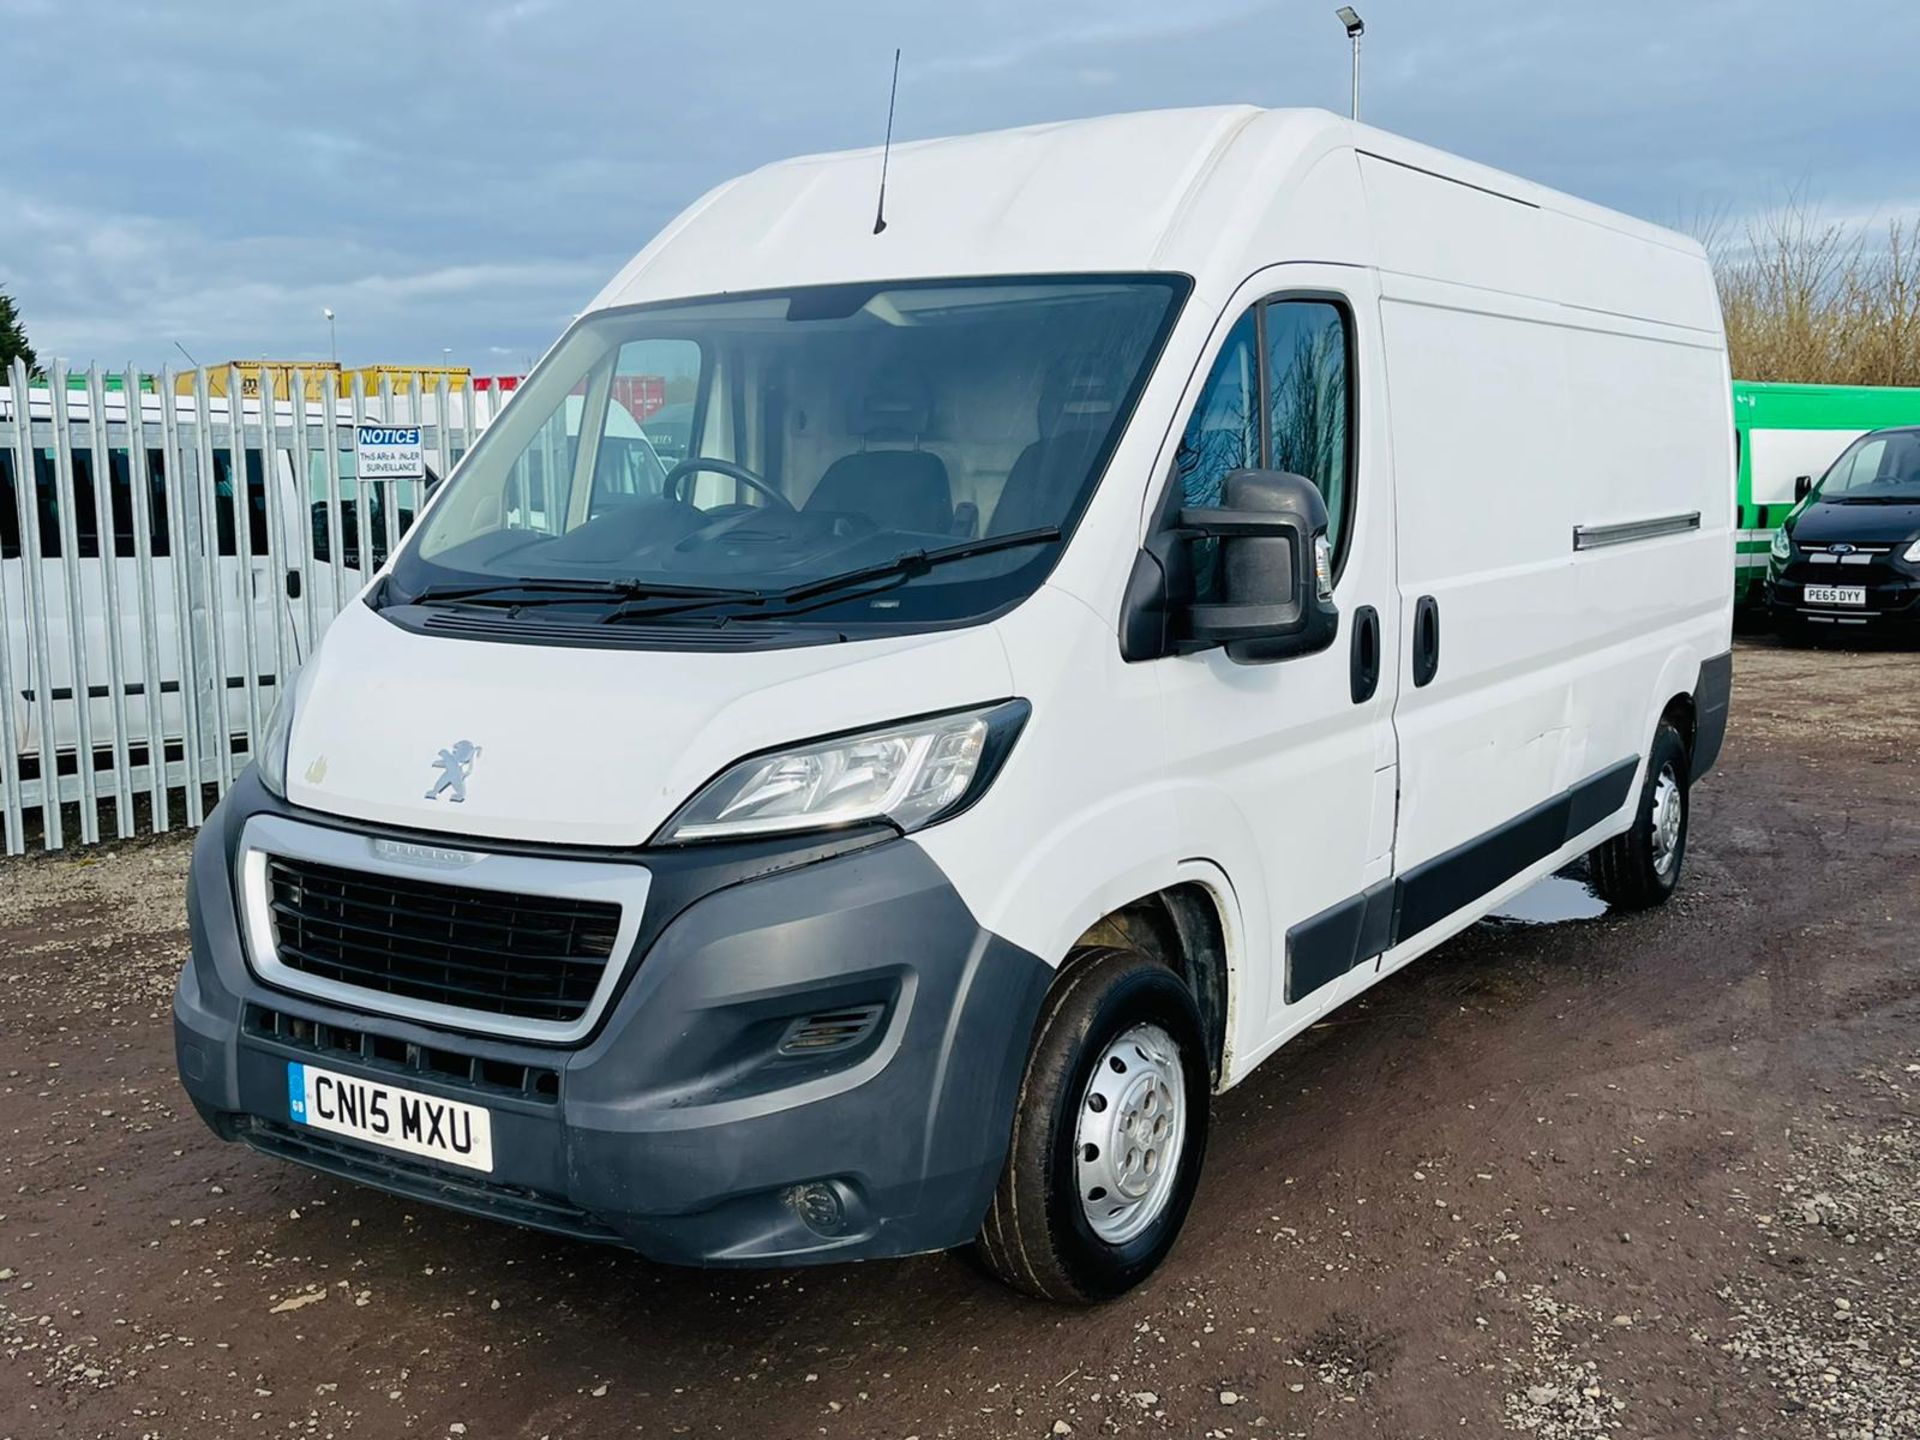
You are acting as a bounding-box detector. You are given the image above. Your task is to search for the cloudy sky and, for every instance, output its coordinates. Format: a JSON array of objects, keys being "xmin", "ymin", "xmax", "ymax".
[{"xmin": 5, "ymin": 0, "xmax": 1917, "ymax": 374}]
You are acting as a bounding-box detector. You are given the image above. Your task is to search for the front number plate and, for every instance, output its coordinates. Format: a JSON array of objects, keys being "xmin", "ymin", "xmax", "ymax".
[
  {"xmin": 287, "ymin": 1061, "xmax": 493, "ymax": 1173},
  {"xmin": 1805, "ymin": 584, "xmax": 1866, "ymax": 606}
]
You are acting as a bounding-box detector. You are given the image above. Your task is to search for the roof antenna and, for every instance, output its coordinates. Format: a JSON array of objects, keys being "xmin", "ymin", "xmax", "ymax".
[{"xmin": 873, "ymin": 47, "xmax": 901, "ymax": 235}]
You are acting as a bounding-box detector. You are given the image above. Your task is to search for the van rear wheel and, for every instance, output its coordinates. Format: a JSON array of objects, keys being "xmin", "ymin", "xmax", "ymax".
[
  {"xmin": 1588, "ymin": 720, "xmax": 1690, "ymax": 911},
  {"xmin": 975, "ymin": 946, "xmax": 1209, "ymax": 1304}
]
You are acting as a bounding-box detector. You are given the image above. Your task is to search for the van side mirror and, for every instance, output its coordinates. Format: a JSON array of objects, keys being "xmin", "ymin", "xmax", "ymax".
[
  {"xmin": 1793, "ymin": 474, "xmax": 1813, "ymax": 503},
  {"xmin": 1179, "ymin": 470, "xmax": 1340, "ymax": 664}
]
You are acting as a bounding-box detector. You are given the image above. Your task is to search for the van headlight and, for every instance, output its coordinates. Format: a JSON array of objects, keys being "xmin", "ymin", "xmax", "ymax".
[
  {"xmin": 1770, "ymin": 528, "xmax": 1792, "ymax": 562},
  {"xmin": 1903, "ymin": 537, "xmax": 1920, "ymax": 564},
  {"xmin": 658, "ymin": 700, "xmax": 1029, "ymax": 843},
  {"xmin": 257, "ymin": 669, "xmax": 300, "ymax": 798}
]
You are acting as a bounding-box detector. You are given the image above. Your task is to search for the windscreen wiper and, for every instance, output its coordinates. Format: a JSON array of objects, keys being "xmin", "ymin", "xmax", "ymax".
[
  {"xmin": 597, "ymin": 527, "xmax": 1064, "ymax": 625},
  {"xmin": 399, "ymin": 576, "xmax": 766, "ymax": 608},
  {"xmin": 770, "ymin": 526, "xmax": 1063, "ymax": 606}
]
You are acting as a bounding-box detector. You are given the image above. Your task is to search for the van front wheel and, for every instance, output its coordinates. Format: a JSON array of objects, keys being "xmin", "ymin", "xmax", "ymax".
[
  {"xmin": 976, "ymin": 946, "xmax": 1209, "ymax": 1304},
  {"xmin": 1588, "ymin": 720, "xmax": 1690, "ymax": 911}
]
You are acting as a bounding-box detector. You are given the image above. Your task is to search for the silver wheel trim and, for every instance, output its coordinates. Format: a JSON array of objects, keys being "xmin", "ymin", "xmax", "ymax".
[
  {"xmin": 1073, "ymin": 1021, "xmax": 1189, "ymax": 1246},
  {"xmin": 1650, "ymin": 763, "xmax": 1683, "ymax": 877}
]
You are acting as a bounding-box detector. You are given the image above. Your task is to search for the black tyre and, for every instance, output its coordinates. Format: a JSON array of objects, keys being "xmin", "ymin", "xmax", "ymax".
[
  {"xmin": 1588, "ymin": 719, "xmax": 1690, "ymax": 911},
  {"xmin": 976, "ymin": 946, "xmax": 1210, "ymax": 1304}
]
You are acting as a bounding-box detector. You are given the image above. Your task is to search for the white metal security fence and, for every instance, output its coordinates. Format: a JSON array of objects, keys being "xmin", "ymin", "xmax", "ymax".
[{"xmin": 0, "ymin": 362, "xmax": 507, "ymax": 854}]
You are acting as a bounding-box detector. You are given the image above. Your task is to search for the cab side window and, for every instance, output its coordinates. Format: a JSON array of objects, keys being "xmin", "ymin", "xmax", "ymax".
[
  {"xmin": 1175, "ymin": 311, "xmax": 1259, "ymax": 512},
  {"xmin": 1265, "ymin": 300, "xmax": 1352, "ymax": 565},
  {"xmin": 1175, "ymin": 297, "xmax": 1355, "ymax": 598},
  {"xmin": 1175, "ymin": 311, "xmax": 1259, "ymax": 597}
]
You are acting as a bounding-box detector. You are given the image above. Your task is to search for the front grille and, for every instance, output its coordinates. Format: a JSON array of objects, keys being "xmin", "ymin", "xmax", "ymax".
[
  {"xmin": 266, "ymin": 856, "xmax": 622, "ymax": 1024},
  {"xmin": 241, "ymin": 1119, "xmax": 618, "ymax": 1243}
]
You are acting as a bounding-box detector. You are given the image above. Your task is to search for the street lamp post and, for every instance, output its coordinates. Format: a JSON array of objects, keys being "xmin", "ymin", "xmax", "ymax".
[
  {"xmin": 1336, "ymin": 7, "xmax": 1364, "ymax": 122},
  {"xmin": 323, "ymin": 307, "xmax": 337, "ymax": 366}
]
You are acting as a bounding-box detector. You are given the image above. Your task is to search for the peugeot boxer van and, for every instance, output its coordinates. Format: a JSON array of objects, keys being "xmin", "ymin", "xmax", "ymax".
[{"xmin": 174, "ymin": 106, "xmax": 1735, "ymax": 1302}]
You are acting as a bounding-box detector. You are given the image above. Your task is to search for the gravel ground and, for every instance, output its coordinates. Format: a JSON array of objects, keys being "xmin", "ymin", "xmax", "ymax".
[{"xmin": 1, "ymin": 633, "xmax": 1915, "ymax": 1439}]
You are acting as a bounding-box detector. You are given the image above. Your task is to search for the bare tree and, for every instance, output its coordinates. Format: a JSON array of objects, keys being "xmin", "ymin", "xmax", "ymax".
[{"xmin": 1707, "ymin": 197, "xmax": 1920, "ymax": 386}]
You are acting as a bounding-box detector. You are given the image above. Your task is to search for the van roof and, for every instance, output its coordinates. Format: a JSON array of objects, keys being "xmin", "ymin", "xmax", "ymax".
[{"xmin": 590, "ymin": 105, "xmax": 1702, "ymax": 313}]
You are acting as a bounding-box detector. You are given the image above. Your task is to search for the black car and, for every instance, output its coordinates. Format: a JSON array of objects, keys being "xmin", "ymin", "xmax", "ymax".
[{"xmin": 1766, "ymin": 425, "xmax": 1920, "ymax": 638}]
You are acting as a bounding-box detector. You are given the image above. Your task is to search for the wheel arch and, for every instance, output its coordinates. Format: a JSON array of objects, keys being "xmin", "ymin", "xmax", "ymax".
[
  {"xmin": 1058, "ymin": 875, "xmax": 1238, "ymax": 1089},
  {"xmin": 1660, "ymin": 689, "xmax": 1698, "ymax": 763}
]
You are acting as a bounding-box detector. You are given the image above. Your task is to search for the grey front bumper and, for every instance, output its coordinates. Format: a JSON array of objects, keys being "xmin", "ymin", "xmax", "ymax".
[{"xmin": 174, "ymin": 777, "xmax": 1053, "ymax": 1265}]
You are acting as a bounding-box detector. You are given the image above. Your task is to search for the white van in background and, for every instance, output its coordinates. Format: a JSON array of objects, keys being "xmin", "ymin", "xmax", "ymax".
[
  {"xmin": 0, "ymin": 385, "xmax": 462, "ymax": 789},
  {"xmin": 175, "ymin": 106, "xmax": 1734, "ymax": 1302}
]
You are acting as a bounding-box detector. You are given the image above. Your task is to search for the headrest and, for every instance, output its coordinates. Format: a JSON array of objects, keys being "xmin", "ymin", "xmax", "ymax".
[
  {"xmin": 1038, "ymin": 355, "xmax": 1117, "ymax": 438},
  {"xmin": 846, "ymin": 369, "xmax": 932, "ymax": 440}
]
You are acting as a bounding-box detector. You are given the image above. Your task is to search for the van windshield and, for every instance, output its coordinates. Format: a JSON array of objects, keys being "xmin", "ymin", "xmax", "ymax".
[
  {"xmin": 1813, "ymin": 429, "xmax": 1920, "ymax": 503},
  {"xmin": 389, "ymin": 276, "xmax": 1187, "ymax": 630}
]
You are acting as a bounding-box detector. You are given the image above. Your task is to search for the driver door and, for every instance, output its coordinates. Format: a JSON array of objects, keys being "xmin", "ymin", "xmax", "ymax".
[{"xmin": 1151, "ymin": 266, "xmax": 1402, "ymax": 1059}]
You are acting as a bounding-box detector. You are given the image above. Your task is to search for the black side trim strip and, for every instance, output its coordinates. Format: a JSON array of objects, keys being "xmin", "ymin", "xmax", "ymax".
[
  {"xmin": 1565, "ymin": 756, "xmax": 1641, "ymax": 843},
  {"xmin": 1690, "ymin": 649, "xmax": 1733, "ymax": 781},
  {"xmin": 1283, "ymin": 757, "xmax": 1638, "ymax": 1005},
  {"xmin": 1284, "ymin": 884, "xmax": 1368, "ymax": 1005}
]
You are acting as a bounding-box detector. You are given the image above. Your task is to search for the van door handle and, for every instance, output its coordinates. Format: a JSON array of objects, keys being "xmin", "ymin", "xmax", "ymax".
[
  {"xmin": 1349, "ymin": 604, "xmax": 1380, "ymax": 704},
  {"xmin": 1412, "ymin": 595, "xmax": 1441, "ymax": 688}
]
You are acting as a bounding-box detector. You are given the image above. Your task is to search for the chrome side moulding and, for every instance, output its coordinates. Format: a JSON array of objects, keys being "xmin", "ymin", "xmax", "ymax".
[{"xmin": 1572, "ymin": 512, "xmax": 1703, "ymax": 552}]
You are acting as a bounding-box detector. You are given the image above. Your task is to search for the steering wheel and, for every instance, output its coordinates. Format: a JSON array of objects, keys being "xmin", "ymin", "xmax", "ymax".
[{"xmin": 662, "ymin": 456, "xmax": 794, "ymax": 512}]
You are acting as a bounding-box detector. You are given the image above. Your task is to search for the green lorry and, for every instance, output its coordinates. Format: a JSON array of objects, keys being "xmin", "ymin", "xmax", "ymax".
[{"xmin": 1735, "ymin": 380, "xmax": 1920, "ymax": 605}]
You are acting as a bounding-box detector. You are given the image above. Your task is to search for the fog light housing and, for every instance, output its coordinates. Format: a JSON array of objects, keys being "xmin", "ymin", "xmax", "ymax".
[{"xmin": 787, "ymin": 1181, "xmax": 850, "ymax": 1236}]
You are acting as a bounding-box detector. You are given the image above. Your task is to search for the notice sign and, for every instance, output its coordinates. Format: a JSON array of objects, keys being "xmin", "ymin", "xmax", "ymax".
[{"xmin": 355, "ymin": 425, "xmax": 425, "ymax": 481}]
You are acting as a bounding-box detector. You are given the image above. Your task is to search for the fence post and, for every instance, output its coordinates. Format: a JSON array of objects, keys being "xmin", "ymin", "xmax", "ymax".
[
  {"xmin": 258, "ymin": 381, "xmax": 295, "ymax": 721},
  {"xmin": 227, "ymin": 366, "xmax": 266, "ymax": 764},
  {"xmin": 13, "ymin": 360, "xmax": 61, "ymax": 849},
  {"xmin": 48, "ymin": 363, "xmax": 101, "ymax": 844},
  {"xmin": 378, "ymin": 371, "xmax": 401, "ymax": 560},
  {"xmin": 122, "ymin": 366, "xmax": 170, "ymax": 831},
  {"xmin": 290, "ymin": 371, "xmax": 318, "ymax": 649},
  {"xmin": 0, "ymin": 371, "xmax": 25, "ymax": 852},
  {"xmin": 320, "ymin": 377, "xmax": 346, "ymax": 618},
  {"xmin": 84, "ymin": 367, "xmax": 135, "ymax": 838},
  {"xmin": 191, "ymin": 368, "xmax": 231, "ymax": 792},
  {"xmin": 159, "ymin": 369, "xmax": 207, "ymax": 826}
]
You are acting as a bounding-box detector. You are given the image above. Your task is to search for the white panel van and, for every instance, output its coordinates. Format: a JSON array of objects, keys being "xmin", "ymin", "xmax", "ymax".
[
  {"xmin": 173, "ymin": 107, "xmax": 1734, "ymax": 1302},
  {"xmin": 0, "ymin": 387, "xmax": 311, "ymax": 771},
  {"xmin": 1, "ymin": 386, "xmax": 447, "ymax": 782}
]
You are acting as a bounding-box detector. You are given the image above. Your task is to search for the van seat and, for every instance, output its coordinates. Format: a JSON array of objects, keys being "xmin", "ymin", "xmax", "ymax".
[{"xmin": 806, "ymin": 371, "xmax": 952, "ymax": 534}]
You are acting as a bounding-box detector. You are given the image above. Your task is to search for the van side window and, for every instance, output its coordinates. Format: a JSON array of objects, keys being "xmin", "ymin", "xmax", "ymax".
[
  {"xmin": 1174, "ymin": 298, "xmax": 1357, "ymax": 598},
  {"xmin": 2, "ymin": 448, "xmax": 172, "ymax": 559},
  {"xmin": 211, "ymin": 450, "xmax": 272, "ymax": 558},
  {"xmin": 1174, "ymin": 311, "xmax": 1259, "ymax": 597},
  {"xmin": 1264, "ymin": 299, "xmax": 1353, "ymax": 566}
]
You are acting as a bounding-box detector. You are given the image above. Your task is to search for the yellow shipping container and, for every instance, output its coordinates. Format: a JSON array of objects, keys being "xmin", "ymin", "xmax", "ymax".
[{"xmin": 176, "ymin": 362, "xmax": 471, "ymax": 402}]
